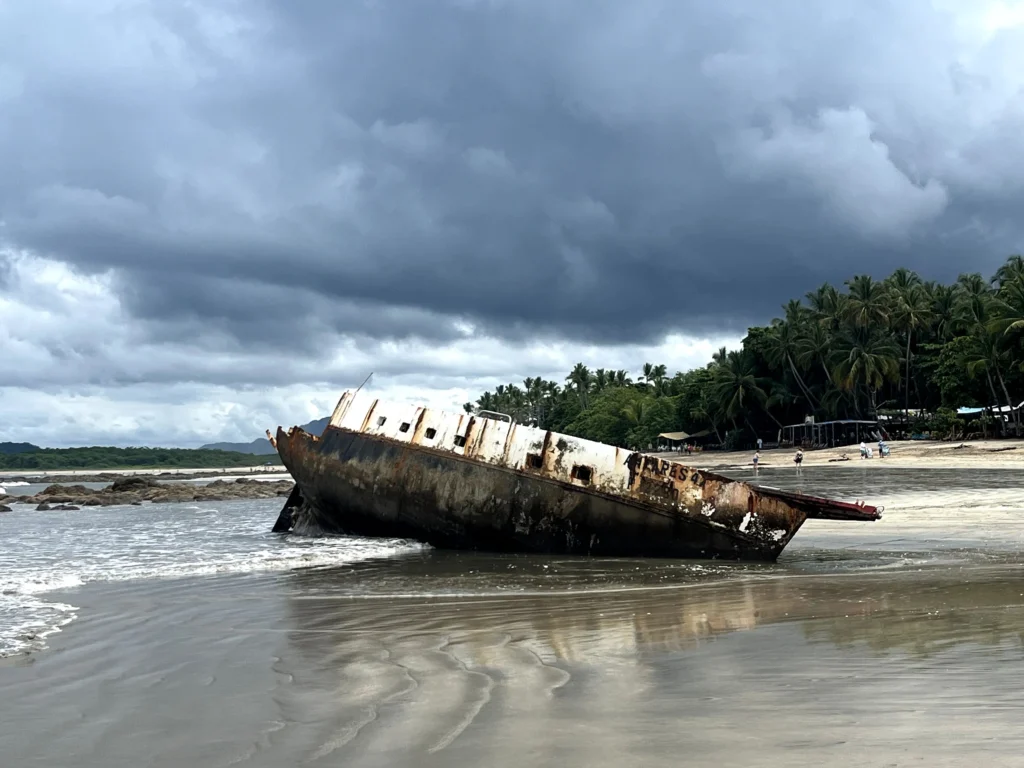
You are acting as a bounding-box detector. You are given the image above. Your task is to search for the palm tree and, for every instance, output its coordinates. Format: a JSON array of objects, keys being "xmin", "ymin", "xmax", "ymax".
[
  {"xmin": 990, "ymin": 277, "xmax": 1024, "ymax": 338},
  {"xmin": 762, "ymin": 382, "xmax": 790, "ymax": 429},
  {"xmin": 794, "ymin": 321, "xmax": 834, "ymax": 384},
  {"xmin": 566, "ymin": 363, "xmax": 591, "ymax": 410},
  {"xmin": 651, "ymin": 364, "xmax": 667, "ymax": 389},
  {"xmin": 844, "ymin": 275, "xmax": 889, "ymax": 329},
  {"xmin": 621, "ymin": 396, "xmax": 651, "ymax": 448},
  {"xmin": 957, "ymin": 333, "xmax": 1011, "ymax": 436},
  {"xmin": 954, "ymin": 272, "xmax": 993, "ymax": 333},
  {"xmin": 712, "ymin": 350, "xmax": 770, "ymax": 433},
  {"xmin": 830, "ymin": 327, "xmax": 901, "ymax": 419},
  {"xmin": 690, "ymin": 390, "xmax": 724, "ymax": 444},
  {"xmin": 476, "ymin": 391, "xmax": 496, "ymax": 412},
  {"xmin": 929, "ymin": 284, "xmax": 958, "ymax": 342},
  {"xmin": 890, "ymin": 283, "xmax": 933, "ymax": 423},
  {"xmin": 763, "ymin": 313, "xmax": 819, "ymax": 411},
  {"xmin": 523, "ymin": 377, "xmax": 548, "ymax": 426},
  {"xmin": 806, "ymin": 283, "xmax": 844, "ymax": 330},
  {"xmin": 887, "ymin": 267, "xmax": 922, "ymax": 296},
  {"xmin": 950, "ymin": 275, "xmax": 1020, "ymax": 433},
  {"xmin": 993, "ymin": 254, "xmax": 1024, "ymax": 288}
]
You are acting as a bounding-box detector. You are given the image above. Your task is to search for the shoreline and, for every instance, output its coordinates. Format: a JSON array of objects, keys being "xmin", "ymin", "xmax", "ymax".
[
  {"xmin": 657, "ymin": 437, "xmax": 1024, "ymax": 470},
  {"xmin": 0, "ymin": 464, "xmax": 287, "ymax": 484},
  {"xmin": 6, "ymin": 437, "xmax": 1024, "ymax": 485}
]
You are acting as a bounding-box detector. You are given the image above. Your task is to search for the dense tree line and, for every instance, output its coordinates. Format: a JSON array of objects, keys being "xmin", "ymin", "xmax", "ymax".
[
  {"xmin": 465, "ymin": 256, "xmax": 1024, "ymax": 450},
  {"xmin": 0, "ymin": 446, "xmax": 278, "ymax": 471}
]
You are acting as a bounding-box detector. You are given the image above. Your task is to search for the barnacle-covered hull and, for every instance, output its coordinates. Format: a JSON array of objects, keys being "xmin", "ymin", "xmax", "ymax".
[{"xmin": 271, "ymin": 391, "xmax": 881, "ymax": 561}]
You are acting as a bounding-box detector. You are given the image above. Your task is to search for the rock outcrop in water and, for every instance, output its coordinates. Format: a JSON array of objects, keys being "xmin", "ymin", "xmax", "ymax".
[
  {"xmin": 1, "ymin": 477, "xmax": 295, "ymax": 509},
  {"xmin": 0, "ymin": 469, "xmax": 282, "ymax": 485}
]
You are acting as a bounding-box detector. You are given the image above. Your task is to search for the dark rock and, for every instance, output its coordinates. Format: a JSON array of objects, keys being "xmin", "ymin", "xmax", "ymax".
[
  {"xmin": 110, "ymin": 476, "xmax": 160, "ymax": 492},
  {"xmin": 40, "ymin": 483, "xmax": 95, "ymax": 497},
  {"xmin": 52, "ymin": 504, "xmax": 80, "ymax": 511},
  {"xmin": 0, "ymin": 504, "xmax": 11, "ymax": 512},
  {"xmin": 15, "ymin": 477, "xmax": 294, "ymax": 509},
  {"xmin": 36, "ymin": 502, "xmax": 51, "ymax": 511}
]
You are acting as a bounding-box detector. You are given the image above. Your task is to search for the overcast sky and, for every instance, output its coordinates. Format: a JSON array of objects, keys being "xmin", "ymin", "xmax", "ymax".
[{"xmin": 2, "ymin": 0, "xmax": 1024, "ymax": 448}]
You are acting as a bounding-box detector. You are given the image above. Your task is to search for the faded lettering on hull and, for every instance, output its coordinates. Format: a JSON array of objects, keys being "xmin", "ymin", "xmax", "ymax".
[{"xmin": 270, "ymin": 390, "xmax": 880, "ymax": 561}]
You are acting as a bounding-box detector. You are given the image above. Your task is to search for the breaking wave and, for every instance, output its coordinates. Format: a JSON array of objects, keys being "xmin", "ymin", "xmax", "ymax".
[{"xmin": 0, "ymin": 498, "xmax": 424, "ymax": 657}]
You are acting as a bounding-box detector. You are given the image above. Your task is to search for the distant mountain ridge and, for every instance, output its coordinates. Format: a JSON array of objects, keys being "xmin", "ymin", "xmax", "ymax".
[
  {"xmin": 200, "ymin": 416, "xmax": 330, "ymax": 454},
  {"xmin": 1, "ymin": 442, "xmax": 41, "ymax": 454}
]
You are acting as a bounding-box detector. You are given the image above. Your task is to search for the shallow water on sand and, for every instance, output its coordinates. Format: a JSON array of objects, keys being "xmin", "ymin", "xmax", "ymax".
[{"xmin": 1, "ymin": 467, "xmax": 1023, "ymax": 767}]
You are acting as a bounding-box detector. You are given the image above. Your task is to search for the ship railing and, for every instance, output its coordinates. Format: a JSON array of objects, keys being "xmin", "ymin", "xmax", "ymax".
[{"xmin": 477, "ymin": 410, "xmax": 513, "ymax": 424}]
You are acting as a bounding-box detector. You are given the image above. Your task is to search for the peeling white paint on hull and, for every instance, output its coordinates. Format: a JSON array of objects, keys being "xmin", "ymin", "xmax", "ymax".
[{"xmin": 269, "ymin": 391, "xmax": 881, "ymax": 561}]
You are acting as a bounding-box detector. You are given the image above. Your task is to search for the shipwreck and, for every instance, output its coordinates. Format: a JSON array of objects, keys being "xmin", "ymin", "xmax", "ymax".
[{"xmin": 269, "ymin": 390, "xmax": 882, "ymax": 561}]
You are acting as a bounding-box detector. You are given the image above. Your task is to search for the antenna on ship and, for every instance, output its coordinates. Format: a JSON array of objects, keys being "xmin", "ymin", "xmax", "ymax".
[{"xmin": 353, "ymin": 371, "xmax": 374, "ymax": 395}]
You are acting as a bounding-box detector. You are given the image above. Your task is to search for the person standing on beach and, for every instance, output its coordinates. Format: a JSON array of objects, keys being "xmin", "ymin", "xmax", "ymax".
[
  {"xmin": 753, "ymin": 451, "xmax": 760, "ymax": 470},
  {"xmin": 794, "ymin": 448, "xmax": 803, "ymax": 468}
]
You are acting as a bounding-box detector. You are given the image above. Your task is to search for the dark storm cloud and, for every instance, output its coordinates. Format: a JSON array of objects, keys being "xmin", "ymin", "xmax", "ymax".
[{"xmin": 1, "ymin": 0, "xmax": 1022, "ymax": 348}]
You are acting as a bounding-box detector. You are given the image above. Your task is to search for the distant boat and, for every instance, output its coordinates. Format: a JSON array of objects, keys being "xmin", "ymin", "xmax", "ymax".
[{"xmin": 268, "ymin": 390, "xmax": 882, "ymax": 562}]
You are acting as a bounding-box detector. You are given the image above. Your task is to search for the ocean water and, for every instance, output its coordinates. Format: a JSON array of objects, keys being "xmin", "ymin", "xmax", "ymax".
[
  {"xmin": 0, "ymin": 498, "xmax": 423, "ymax": 657},
  {"xmin": 1, "ymin": 467, "xmax": 1023, "ymax": 766}
]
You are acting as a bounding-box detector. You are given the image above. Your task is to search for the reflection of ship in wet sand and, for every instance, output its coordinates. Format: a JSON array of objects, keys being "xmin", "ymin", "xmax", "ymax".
[
  {"xmin": 283, "ymin": 566, "xmax": 1024, "ymax": 664},
  {"xmin": 269, "ymin": 565, "xmax": 1024, "ymax": 763},
  {"xmin": 271, "ymin": 389, "xmax": 880, "ymax": 561}
]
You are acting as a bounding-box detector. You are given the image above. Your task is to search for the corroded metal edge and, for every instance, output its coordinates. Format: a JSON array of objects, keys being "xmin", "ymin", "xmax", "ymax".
[
  {"xmin": 269, "ymin": 390, "xmax": 880, "ymax": 560},
  {"xmin": 274, "ymin": 426, "xmax": 792, "ymax": 560}
]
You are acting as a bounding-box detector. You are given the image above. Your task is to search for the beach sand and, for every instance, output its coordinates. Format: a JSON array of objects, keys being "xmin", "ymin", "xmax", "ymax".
[
  {"xmin": 8, "ymin": 437, "xmax": 1024, "ymax": 483},
  {"xmin": 666, "ymin": 437, "xmax": 1024, "ymax": 470},
  {"xmin": 3, "ymin": 467, "xmax": 1024, "ymax": 766}
]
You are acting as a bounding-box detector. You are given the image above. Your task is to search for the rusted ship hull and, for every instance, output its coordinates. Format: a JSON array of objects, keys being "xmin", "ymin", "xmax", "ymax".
[{"xmin": 270, "ymin": 391, "xmax": 881, "ymax": 562}]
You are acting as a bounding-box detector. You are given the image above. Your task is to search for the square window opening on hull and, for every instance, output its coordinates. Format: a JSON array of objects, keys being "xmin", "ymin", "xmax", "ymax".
[
  {"xmin": 424, "ymin": 428, "xmax": 437, "ymax": 439},
  {"xmin": 571, "ymin": 465, "xmax": 593, "ymax": 484}
]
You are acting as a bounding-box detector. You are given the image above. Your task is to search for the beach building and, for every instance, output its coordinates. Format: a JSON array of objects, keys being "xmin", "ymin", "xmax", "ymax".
[{"xmin": 779, "ymin": 419, "xmax": 883, "ymax": 449}]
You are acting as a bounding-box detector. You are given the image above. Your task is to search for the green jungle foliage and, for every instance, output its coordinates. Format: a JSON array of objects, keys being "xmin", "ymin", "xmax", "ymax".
[
  {"xmin": 465, "ymin": 258, "xmax": 1024, "ymax": 449},
  {"xmin": 0, "ymin": 446, "xmax": 280, "ymax": 471}
]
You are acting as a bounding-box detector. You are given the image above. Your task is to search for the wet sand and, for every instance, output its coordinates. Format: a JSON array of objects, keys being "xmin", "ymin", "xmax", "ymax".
[{"xmin": 2, "ymin": 467, "xmax": 1023, "ymax": 766}]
